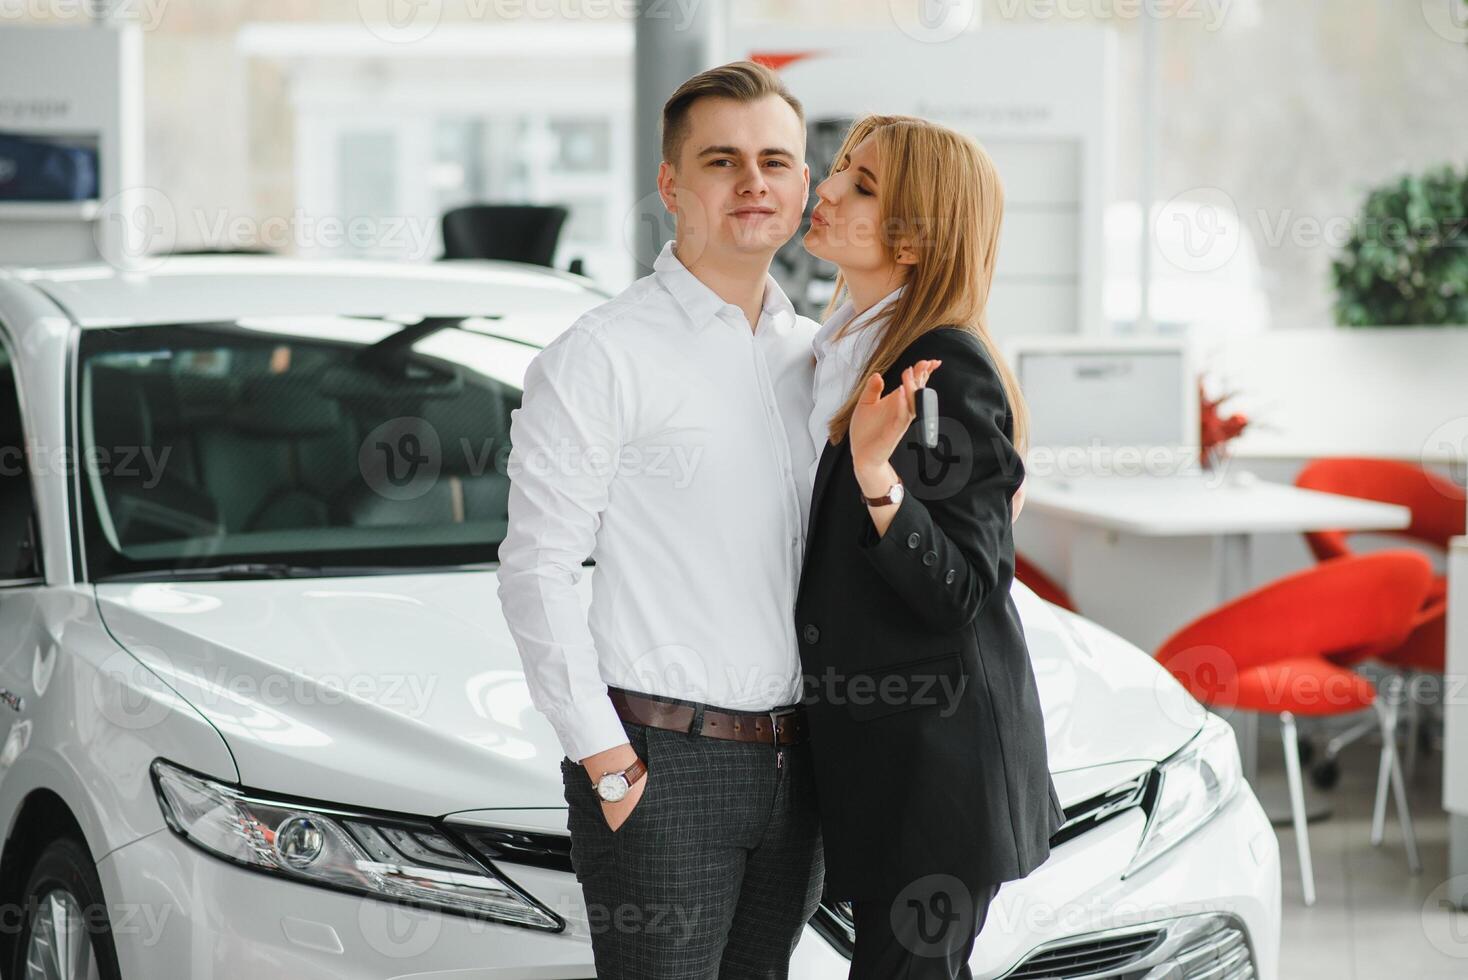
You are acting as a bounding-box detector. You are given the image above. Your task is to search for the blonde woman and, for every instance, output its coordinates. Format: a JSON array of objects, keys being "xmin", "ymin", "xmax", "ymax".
[{"xmin": 796, "ymin": 115, "xmax": 1065, "ymax": 979}]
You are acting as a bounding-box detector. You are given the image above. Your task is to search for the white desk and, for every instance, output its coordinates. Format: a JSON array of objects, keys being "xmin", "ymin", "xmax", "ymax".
[
  {"xmin": 1024, "ymin": 471, "xmax": 1412, "ymax": 538},
  {"xmin": 1023, "ymin": 470, "xmax": 1411, "ymax": 627},
  {"xmin": 1018, "ymin": 471, "xmax": 1412, "ymax": 816}
]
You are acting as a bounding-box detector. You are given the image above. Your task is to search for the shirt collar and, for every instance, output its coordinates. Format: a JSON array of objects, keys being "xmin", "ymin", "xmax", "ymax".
[
  {"xmin": 814, "ymin": 284, "xmax": 906, "ymax": 358},
  {"xmin": 653, "ymin": 240, "xmax": 796, "ymax": 333}
]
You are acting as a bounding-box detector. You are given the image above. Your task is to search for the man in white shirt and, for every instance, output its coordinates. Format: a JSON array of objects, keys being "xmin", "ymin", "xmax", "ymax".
[{"xmin": 496, "ymin": 62, "xmax": 823, "ymax": 978}]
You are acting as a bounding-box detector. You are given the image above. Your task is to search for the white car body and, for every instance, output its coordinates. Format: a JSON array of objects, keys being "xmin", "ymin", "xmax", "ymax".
[{"xmin": 0, "ymin": 257, "xmax": 1280, "ymax": 979}]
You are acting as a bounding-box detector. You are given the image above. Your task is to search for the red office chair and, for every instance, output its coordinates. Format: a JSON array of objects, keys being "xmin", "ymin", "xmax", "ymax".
[
  {"xmin": 1296, "ymin": 456, "xmax": 1462, "ymax": 595},
  {"xmin": 1154, "ymin": 550, "xmax": 1434, "ymax": 906},
  {"xmin": 1295, "ymin": 458, "xmax": 1465, "ymax": 782},
  {"xmin": 1014, "ymin": 553, "xmax": 1078, "ymax": 613}
]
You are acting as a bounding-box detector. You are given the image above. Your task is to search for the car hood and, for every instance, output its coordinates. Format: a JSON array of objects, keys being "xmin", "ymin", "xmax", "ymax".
[{"xmin": 94, "ymin": 572, "xmax": 1203, "ymax": 818}]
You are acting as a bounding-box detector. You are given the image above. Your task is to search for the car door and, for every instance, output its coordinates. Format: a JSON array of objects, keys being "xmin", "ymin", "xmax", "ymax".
[{"xmin": 0, "ymin": 327, "xmax": 48, "ymax": 771}]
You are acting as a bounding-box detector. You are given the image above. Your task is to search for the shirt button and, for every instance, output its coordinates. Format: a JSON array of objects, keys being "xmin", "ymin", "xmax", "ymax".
[
  {"xmin": 906, "ymin": 532, "xmax": 921, "ymax": 549},
  {"xmin": 945, "ymin": 569, "xmax": 957, "ymax": 584},
  {"xmin": 922, "ymin": 551, "xmax": 938, "ymax": 566},
  {"xmin": 802, "ymin": 624, "xmax": 821, "ymax": 644}
]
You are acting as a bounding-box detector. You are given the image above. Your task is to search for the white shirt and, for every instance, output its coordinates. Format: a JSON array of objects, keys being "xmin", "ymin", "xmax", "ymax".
[
  {"xmin": 496, "ymin": 241, "xmax": 819, "ymax": 761},
  {"xmin": 807, "ymin": 285, "xmax": 906, "ymax": 490}
]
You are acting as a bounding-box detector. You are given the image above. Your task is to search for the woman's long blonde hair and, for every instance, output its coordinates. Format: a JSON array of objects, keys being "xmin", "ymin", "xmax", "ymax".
[{"xmin": 822, "ymin": 115, "xmax": 1029, "ymax": 455}]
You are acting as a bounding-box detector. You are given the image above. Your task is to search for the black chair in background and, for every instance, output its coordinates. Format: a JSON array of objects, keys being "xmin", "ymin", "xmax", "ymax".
[{"xmin": 439, "ymin": 204, "xmax": 569, "ymax": 269}]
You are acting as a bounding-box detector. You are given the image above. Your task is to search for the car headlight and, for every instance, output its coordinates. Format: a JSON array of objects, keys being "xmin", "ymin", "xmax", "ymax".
[
  {"xmin": 150, "ymin": 758, "xmax": 560, "ymax": 931},
  {"xmin": 1123, "ymin": 712, "xmax": 1242, "ymax": 878}
]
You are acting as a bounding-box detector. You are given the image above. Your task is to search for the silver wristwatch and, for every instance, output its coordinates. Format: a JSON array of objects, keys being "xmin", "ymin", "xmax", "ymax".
[
  {"xmin": 593, "ymin": 757, "xmax": 647, "ymax": 803},
  {"xmin": 860, "ymin": 479, "xmax": 905, "ymax": 507}
]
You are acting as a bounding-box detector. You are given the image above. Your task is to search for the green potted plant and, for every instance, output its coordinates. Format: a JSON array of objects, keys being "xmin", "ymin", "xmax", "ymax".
[{"xmin": 1331, "ymin": 163, "xmax": 1468, "ymax": 327}]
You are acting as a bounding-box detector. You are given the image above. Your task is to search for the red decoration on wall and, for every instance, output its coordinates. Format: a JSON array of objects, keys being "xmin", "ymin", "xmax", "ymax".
[{"xmin": 748, "ymin": 51, "xmax": 819, "ymax": 71}]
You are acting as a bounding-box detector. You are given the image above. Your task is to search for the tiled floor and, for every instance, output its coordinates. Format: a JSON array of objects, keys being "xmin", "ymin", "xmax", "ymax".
[{"xmin": 1249, "ymin": 713, "xmax": 1468, "ymax": 979}]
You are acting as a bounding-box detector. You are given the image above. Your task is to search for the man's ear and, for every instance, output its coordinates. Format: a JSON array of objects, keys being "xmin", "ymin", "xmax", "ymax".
[
  {"xmin": 801, "ymin": 162, "xmax": 811, "ymax": 210},
  {"xmin": 656, "ymin": 160, "xmax": 678, "ymax": 214}
]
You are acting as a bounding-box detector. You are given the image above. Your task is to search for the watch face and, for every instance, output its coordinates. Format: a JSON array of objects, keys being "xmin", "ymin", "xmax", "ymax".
[
  {"xmin": 596, "ymin": 773, "xmax": 629, "ymax": 802},
  {"xmin": 890, "ymin": 483, "xmax": 905, "ymax": 504}
]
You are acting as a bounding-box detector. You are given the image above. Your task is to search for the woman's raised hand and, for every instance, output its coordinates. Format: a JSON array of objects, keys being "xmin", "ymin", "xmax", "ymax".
[{"xmin": 849, "ymin": 358, "xmax": 942, "ymax": 474}]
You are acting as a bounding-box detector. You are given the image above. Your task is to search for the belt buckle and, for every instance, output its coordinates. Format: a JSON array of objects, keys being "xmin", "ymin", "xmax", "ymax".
[{"xmin": 768, "ymin": 707, "xmax": 796, "ymax": 746}]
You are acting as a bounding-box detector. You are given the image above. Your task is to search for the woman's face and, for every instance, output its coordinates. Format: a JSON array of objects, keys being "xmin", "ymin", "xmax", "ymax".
[{"xmin": 803, "ymin": 136, "xmax": 897, "ymax": 277}]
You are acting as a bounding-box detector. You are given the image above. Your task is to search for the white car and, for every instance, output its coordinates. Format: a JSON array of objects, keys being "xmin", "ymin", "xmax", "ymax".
[{"xmin": 0, "ymin": 257, "xmax": 1280, "ymax": 980}]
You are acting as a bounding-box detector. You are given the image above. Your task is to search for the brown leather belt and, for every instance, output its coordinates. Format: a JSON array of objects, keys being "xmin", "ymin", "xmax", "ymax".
[{"xmin": 608, "ymin": 688, "xmax": 809, "ymax": 746}]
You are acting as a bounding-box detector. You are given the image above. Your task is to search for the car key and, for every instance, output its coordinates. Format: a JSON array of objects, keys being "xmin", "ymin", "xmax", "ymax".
[{"xmin": 917, "ymin": 386, "xmax": 938, "ymax": 449}]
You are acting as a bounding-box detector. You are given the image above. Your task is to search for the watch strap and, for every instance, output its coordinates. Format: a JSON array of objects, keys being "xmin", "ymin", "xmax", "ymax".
[
  {"xmin": 860, "ymin": 481, "xmax": 904, "ymax": 507},
  {"xmin": 593, "ymin": 756, "xmax": 646, "ymax": 790}
]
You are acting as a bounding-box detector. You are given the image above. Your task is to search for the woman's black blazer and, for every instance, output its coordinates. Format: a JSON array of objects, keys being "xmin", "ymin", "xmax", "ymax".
[{"xmin": 795, "ymin": 325, "xmax": 1066, "ymax": 902}]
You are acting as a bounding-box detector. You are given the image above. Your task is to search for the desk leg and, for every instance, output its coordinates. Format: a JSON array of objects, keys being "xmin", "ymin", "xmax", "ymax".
[
  {"xmin": 1452, "ymin": 814, "xmax": 1468, "ymax": 910},
  {"xmin": 1235, "ymin": 710, "xmax": 1259, "ymax": 782},
  {"xmin": 1219, "ymin": 534, "xmax": 1259, "ymax": 782},
  {"xmin": 1216, "ymin": 532, "xmax": 1251, "ymax": 603}
]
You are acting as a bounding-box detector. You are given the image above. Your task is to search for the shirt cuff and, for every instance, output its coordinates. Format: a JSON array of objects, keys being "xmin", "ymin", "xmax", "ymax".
[{"xmin": 545, "ymin": 694, "xmax": 630, "ymax": 763}]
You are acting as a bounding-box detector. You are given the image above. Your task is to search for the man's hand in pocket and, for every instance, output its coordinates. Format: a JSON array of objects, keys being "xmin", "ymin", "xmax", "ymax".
[
  {"xmin": 581, "ymin": 742, "xmax": 648, "ymax": 832},
  {"xmin": 600, "ymin": 772, "xmax": 648, "ymax": 832}
]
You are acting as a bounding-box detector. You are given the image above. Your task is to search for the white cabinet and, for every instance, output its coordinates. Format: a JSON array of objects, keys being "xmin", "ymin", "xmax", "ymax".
[{"xmin": 0, "ymin": 23, "xmax": 143, "ymax": 267}]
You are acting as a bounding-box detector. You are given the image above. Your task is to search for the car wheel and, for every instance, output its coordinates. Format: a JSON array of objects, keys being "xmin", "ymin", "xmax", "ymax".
[{"xmin": 11, "ymin": 836, "xmax": 123, "ymax": 980}]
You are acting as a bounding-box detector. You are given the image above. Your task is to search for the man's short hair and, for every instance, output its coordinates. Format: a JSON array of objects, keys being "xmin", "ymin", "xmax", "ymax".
[{"xmin": 661, "ymin": 60, "xmax": 805, "ymax": 164}]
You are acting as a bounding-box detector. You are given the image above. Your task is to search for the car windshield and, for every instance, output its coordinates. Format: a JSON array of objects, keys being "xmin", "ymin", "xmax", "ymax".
[{"xmin": 75, "ymin": 315, "xmax": 538, "ymax": 580}]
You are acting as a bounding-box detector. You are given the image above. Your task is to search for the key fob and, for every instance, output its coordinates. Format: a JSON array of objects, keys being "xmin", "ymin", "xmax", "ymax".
[{"xmin": 917, "ymin": 386, "xmax": 939, "ymax": 449}]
